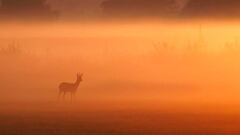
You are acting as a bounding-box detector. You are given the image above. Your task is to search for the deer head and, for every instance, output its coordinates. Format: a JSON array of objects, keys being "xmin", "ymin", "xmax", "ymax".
[{"xmin": 77, "ymin": 73, "xmax": 83, "ymax": 82}]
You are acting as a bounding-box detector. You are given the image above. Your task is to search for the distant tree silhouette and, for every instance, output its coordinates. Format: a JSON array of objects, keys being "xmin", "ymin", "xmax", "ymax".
[
  {"xmin": 181, "ymin": 0, "xmax": 240, "ymax": 18},
  {"xmin": 101, "ymin": 0, "xmax": 179, "ymax": 18},
  {"xmin": 101, "ymin": 0, "xmax": 240, "ymax": 18},
  {"xmin": 0, "ymin": 0, "xmax": 58, "ymax": 20}
]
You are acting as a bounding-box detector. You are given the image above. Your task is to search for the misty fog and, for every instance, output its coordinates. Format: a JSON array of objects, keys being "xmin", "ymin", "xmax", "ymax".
[{"xmin": 1, "ymin": 20, "xmax": 240, "ymax": 109}]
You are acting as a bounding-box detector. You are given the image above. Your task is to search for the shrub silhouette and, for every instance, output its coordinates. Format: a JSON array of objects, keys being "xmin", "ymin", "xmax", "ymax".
[{"xmin": 0, "ymin": 0, "xmax": 58, "ymax": 20}]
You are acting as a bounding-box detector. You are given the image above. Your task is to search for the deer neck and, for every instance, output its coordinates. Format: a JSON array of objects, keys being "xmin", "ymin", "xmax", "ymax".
[{"xmin": 74, "ymin": 79, "xmax": 81, "ymax": 88}]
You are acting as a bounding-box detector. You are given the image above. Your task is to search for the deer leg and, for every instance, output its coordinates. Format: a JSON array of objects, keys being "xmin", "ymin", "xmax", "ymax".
[
  {"xmin": 58, "ymin": 91, "xmax": 62, "ymax": 100},
  {"xmin": 63, "ymin": 92, "xmax": 66, "ymax": 100},
  {"xmin": 71, "ymin": 92, "xmax": 75, "ymax": 101}
]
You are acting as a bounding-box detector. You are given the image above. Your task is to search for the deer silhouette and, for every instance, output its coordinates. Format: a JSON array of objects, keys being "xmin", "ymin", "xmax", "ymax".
[{"xmin": 59, "ymin": 73, "xmax": 83, "ymax": 100}]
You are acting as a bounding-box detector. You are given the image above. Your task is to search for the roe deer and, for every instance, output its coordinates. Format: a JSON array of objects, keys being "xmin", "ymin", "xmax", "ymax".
[{"xmin": 59, "ymin": 73, "xmax": 83, "ymax": 100}]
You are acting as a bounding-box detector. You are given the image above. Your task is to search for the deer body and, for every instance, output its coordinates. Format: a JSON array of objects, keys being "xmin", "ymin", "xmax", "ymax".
[{"xmin": 59, "ymin": 73, "xmax": 83, "ymax": 100}]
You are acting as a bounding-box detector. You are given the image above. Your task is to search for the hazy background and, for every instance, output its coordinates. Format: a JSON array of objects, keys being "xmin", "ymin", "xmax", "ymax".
[
  {"xmin": 1, "ymin": 21, "xmax": 240, "ymax": 111},
  {"xmin": 2, "ymin": 1, "xmax": 240, "ymax": 135},
  {"xmin": 1, "ymin": 0, "xmax": 240, "ymax": 110}
]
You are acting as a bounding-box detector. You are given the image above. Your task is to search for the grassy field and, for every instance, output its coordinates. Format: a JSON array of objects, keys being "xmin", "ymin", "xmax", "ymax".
[{"xmin": 0, "ymin": 102, "xmax": 240, "ymax": 135}]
